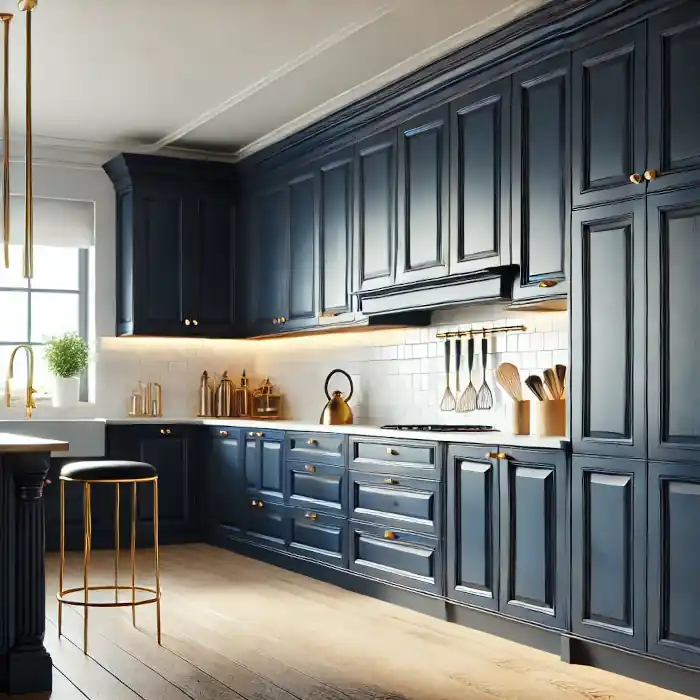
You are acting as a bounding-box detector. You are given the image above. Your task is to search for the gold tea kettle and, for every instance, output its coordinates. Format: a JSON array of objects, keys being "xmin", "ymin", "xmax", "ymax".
[{"xmin": 320, "ymin": 369, "xmax": 354, "ymax": 425}]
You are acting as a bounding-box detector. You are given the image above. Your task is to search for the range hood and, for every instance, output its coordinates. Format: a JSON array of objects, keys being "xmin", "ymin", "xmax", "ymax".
[{"xmin": 356, "ymin": 266, "xmax": 518, "ymax": 316}]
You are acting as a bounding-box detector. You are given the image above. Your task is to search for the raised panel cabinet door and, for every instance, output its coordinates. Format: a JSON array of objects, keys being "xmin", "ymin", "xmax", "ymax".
[
  {"xmin": 288, "ymin": 171, "xmax": 317, "ymax": 327},
  {"xmin": 244, "ymin": 434, "xmax": 261, "ymax": 493},
  {"xmin": 512, "ymin": 54, "xmax": 570, "ymax": 301},
  {"xmin": 648, "ymin": 187, "xmax": 700, "ymax": 462},
  {"xmin": 259, "ymin": 438, "xmax": 284, "ymax": 503},
  {"xmin": 571, "ymin": 456, "xmax": 646, "ymax": 651},
  {"xmin": 354, "ymin": 129, "xmax": 397, "ymax": 292},
  {"xmin": 572, "ymin": 24, "xmax": 646, "ymax": 207},
  {"xmin": 133, "ymin": 186, "xmax": 190, "ymax": 335},
  {"xmin": 248, "ymin": 185, "xmax": 289, "ymax": 334},
  {"xmin": 318, "ymin": 148, "xmax": 353, "ymax": 317},
  {"xmin": 449, "ymin": 78, "xmax": 511, "ymax": 275},
  {"xmin": 648, "ymin": 2, "xmax": 700, "ymax": 193},
  {"xmin": 499, "ymin": 449, "xmax": 568, "ymax": 629},
  {"xmin": 288, "ymin": 508, "xmax": 347, "ymax": 567},
  {"xmin": 648, "ymin": 461, "xmax": 700, "ymax": 667},
  {"xmin": 396, "ymin": 105, "xmax": 449, "ymax": 285},
  {"xmin": 210, "ymin": 435, "xmax": 244, "ymax": 535},
  {"xmin": 446, "ymin": 445, "xmax": 500, "ymax": 611},
  {"xmin": 571, "ymin": 200, "xmax": 646, "ymax": 458},
  {"xmin": 243, "ymin": 498, "xmax": 287, "ymax": 551},
  {"xmin": 187, "ymin": 195, "xmax": 237, "ymax": 337}
]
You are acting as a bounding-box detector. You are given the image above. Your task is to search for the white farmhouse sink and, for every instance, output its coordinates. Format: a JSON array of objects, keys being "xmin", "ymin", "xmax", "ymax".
[{"xmin": 0, "ymin": 419, "xmax": 106, "ymax": 457}]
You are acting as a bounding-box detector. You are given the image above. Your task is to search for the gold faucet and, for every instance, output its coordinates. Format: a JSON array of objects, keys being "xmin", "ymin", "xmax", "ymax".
[{"xmin": 5, "ymin": 345, "xmax": 37, "ymax": 419}]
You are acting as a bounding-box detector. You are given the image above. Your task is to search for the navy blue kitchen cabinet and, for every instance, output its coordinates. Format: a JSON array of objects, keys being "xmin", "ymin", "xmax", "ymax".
[
  {"xmin": 243, "ymin": 428, "xmax": 285, "ymax": 504},
  {"xmin": 511, "ymin": 54, "xmax": 570, "ymax": 304},
  {"xmin": 103, "ymin": 154, "xmax": 237, "ymax": 338}
]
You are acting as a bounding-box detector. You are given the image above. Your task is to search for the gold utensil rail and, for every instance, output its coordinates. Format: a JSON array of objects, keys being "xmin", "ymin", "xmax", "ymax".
[{"xmin": 435, "ymin": 324, "xmax": 526, "ymax": 339}]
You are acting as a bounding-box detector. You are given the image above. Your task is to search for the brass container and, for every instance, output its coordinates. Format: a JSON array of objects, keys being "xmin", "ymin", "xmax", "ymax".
[
  {"xmin": 320, "ymin": 369, "xmax": 354, "ymax": 426},
  {"xmin": 198, "ymin": 370, "xmax": 214, "ymax": 417},
  {"xmin": 538, "ymin": 399, "xmax": 566, "ymax": 437},
  {"xmin": 235, "ymin": 369, "xmax": 251, "ymax": 418},
  {"xmin": 215, "ymin": 371, "xmax": 234, "ymax": 418},
  {"xmin": 251, "ymin": 377, "xmax": 283, "ymax": 419}
]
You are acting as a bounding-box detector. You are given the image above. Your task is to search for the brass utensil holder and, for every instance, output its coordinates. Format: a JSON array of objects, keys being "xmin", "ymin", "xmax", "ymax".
[
  {"xmin": 512, "ymin": 400, "xmax": 531, "ymax": 435},
  {"xmin": 538, "ymin": 399, "xmax": 566, "ymax": 437}
]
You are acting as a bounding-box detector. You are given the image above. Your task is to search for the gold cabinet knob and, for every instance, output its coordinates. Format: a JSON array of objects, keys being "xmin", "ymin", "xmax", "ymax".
[
  {"xmin": 272, "ymin": 318, "xmax": 278, "ymax": 325},
  {"xmin": 160, "ymin": 429, "xmax": 171, "ymax": 435},
  {"xmin": 629, "ymin": 173, "xmax": 643, "ymax": 184},
  {"xmin": 384, "ymin": 530, "xmax": 397, "ymax": 540},
  {"xmin": 193, "ymin": 319, "xmax": 199, "ymax": 326},
  {"xmin": 258, "ymin": 501, "xmax": 264, "ymax": 508},
  {"xmin": 219, "ymin": 430, "xmax": 228, "ymax": 437},
  {"xmin": 248, "ymin": 431, "xmax": 255, "ymax": 437},
  {"xmin": 538, "ymin": 280, "xmax": 559, "ymax": 289},
  {"xmin": 386, "ymin": 447, "xmax": 398, "ymax": 456},
  {"xmin": 279, "ymin": 317, "xmax": 286, "ymax": 323},
  {"xmin": 251, "ymin": 499, "xmax": 258, "ymax": 506},
  {"xmin": 256, "ymin": 432, "xmax": 264, "ymax": 438},
  {"xmin": 307, "ymin": 439, "xmax": 318, "ymax": 446},
  {"xmin": 160, "ymin": 429, "xmax": 166, "ymax": 435},
  {"xmin": 644, "ymin": 169, "xmax": 657, "ymax": 181},
  {"xmin": 184, "ymin": 319, "xmax": 191, "ymax": 326},
  {"xmin": 304, "ymin": 512, "xmax": 318, "ymax": 520},
  {"xmin": 383, "ymin": 478, "xmax": 398, "ymax": 485},
  {"xmin": 304, "ymin": 464, "xmax": 316, "ymax": 473},
  {"xmin": 486, "ymin": 451, "xmax": 506, "ymax": 459}
]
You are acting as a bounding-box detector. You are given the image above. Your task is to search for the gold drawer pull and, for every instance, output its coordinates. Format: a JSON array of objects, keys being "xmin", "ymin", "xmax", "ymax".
[
  {"xmin": 250, "ymin": 499, "xmax": 264, "ymax": 508},
  {"xmin": 644, "ymin": 169, "xmax": 657, "ymax": 181},
  {"xmin": 384, "ymin": 530, "xmax": 397, "ymax": 540},
  {"xmin": 486, "ymin": 451, "xmax": 506, "ymax": 460},
  {"xmin": 219, "ymin": 430, "xmax": 229, "ymax": 437},
  {"xmin": 386, "ymin": 447, "xmax": 398, "ymax": 456},
  {"xmin": 307, "ymin": 439, "xmax": 318, "ymax": 446},
  {"xmin": 256, "ymin": 432, "xmax": 264, "ymax": 438},
  {"xmin": 193, "ymin": 319, "xmax": 199, "ymax": 326},
  {"xmin": 184, "ymin": 318, "xmax": 191, "ymax": 326},
  {"xmin": 384, "ymin": 478, "xmax": 398, "ymax": 485},
  {"xmin": 304, "ymin": 464, "xmax": 316, "ymax": 473},
  {"xmin": 248, "ymin": 432, "xmax": 255, "ymax": 437},
  {"xmin": 629, "ymin": 173, "xmax": 643, "ymax": 184},
  {"xmin": 537, "ymin": 280, "xmax": 559, "ymax": 289},
  {"xmin": 160, "ymin": 429, "xmax": 171, "ymax": 435},
  {"xmin": 251, "ymin": 499, "xmax": 258, "ymax": 506},
  {"xmin": 304, "ymin": 512, "xmax": 318, "ymax": 520}
]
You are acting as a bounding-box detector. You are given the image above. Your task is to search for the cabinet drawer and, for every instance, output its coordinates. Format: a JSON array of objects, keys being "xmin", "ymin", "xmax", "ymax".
[
  {"xmin": 288, "ymin": 508, "xmax": 347, "ymax": 567},
  {"xmin": 242, "ymin": 498, "xmax": 287, "ymax": 550},
  {"xmin": 349, "ymin": 472, "xmax": 440, "ymax": 536},
  {"xmin": 207, "ymin": 426, "xmax": 241, "ymax": 439},
  {"xmin": 287, "ymin": 461, "xmax": 346, "ymax": 515},
  {"xmin": 287, "ymin": 432, "xmax": 346, "ymax": 465},
  {"xmin": 350, "ymin": 438, "xmax": 439, "ymax": 477},
  {"xmin": 349, "ymin": 521, "xmax": 442, "ymax": 594}
]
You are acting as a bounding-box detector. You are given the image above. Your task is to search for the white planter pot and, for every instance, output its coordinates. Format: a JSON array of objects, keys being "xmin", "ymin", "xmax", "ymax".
[{"xmin": 53, "ymin": 376, "xmax": 80, "ymax": 408}]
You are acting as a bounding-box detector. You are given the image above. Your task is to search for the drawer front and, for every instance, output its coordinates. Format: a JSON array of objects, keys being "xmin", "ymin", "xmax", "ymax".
[
  {"xmin": 349, "ymin": 521, "xmax": 442, "ymax": 594},
  {"xmin": 243, "ymin": 498, "xmax": 287, "ymax": 550},
  {"xmin": 288, "ymin": 507, "xmax": 347, "ymax": 567},
  {"xmin": 287, "ymin": 432, "xmax": 346, "ymax": 465},
  {"xmin": 287, "ymin": 461, "xmax": 346, "ymax": 515},
  {"xmin": 349, "ymin": 472, "xmax": 440, "ymax": 535},
  {"xmin": 350, "ymin": 438, "xmax": 439, "ymax": 477}
]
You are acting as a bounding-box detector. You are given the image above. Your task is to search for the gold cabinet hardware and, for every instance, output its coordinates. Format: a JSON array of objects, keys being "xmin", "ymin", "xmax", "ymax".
[
  {"xmin": 160, "ymin": 429, "xmax": 171, "ymax": 435},
  {"xmin": 257, "ymin": 501, "xmax": 264, "ymax": 508},
  {"xmin": 304, "ymin": 464, "xmax": 316, "ymax": 473},
  {"xmin": 384, "ymin": 478, "xmax": 398, "ymax": 485},
  {"xmin": 251, "ymin": 499, "xmax": 258, "ymax": 506},
  {"xmin": 629, "ymin": 173, "xmax": 643, "ymax": 184},
  {"xmin": 184, "ymin": 319, "xmax": 191, "ymax": 326},
  {"xmin": 219, "ymin": 430, "xmax": 229, "ymax": 437},
  {"xmin": 486, "ymin": 451, "xmax": 506, "ymax": 460},
  {"xmin": 307, "ymin": 439, "xmax": 318, "ymax": 446},
  {"xmin": 386, "ymin": 447, "xmax": 398, "ymax": 456},
  {"xmin": 537, "ymin": 280, "xmax": 559, "ymax": 289},
  {"xmin": 384, "ymin": 530, "xmax": 397, "ymax": 540},
  {"xmin": 304, "ymin": 512, "xmax": 318, "ymax": 520},
  {"xmin": 193, "ymin": 319, "xmax": 198, "ymax": 326},
  {"xmin": 644, "ymin": 169, "xmax": 657, "ymax": 181},
  {"xmin": 250, "ymin": 499, "xmax": 264, "ymax": 508},
  {"xmin": 279, "ymin": 316, "xmax": 286, "ymax": 323},
  {"xmin": 272, "ymin": 318, "xmax": 278, "ymax": 325},
  {"xmin": 256, "ymin": 432, "xmax": 264, "ymax": 438}
]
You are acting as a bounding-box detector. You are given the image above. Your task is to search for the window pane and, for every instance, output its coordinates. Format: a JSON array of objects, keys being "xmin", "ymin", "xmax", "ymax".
[
  {"xmin": 0, "ymin": 291, "xmax": 28, "ymax": 341},
  {"xmin": 0, "ymin": 245, "xmax": 28, "ymax": 289},
  {"xmin": 30, "ymin": 292, "xmax": 79, "ymax": 342},
  {"xmin": 32, "ymin": 246, "xmax": 80, "ymax": 291}
]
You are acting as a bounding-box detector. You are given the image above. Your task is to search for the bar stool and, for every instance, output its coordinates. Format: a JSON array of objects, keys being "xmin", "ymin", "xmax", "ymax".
[{"xmin": 56, "ymin": 460, "xmax": 161, "ymax": 653}]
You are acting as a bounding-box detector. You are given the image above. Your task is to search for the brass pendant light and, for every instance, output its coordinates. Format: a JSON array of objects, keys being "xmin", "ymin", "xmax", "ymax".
[{"xmin": 1, "ymin": 0, "xmax": 36, "ymax": 277}]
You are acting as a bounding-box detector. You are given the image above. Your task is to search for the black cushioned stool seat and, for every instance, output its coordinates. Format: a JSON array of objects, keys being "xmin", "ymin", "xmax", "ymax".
[{"xmin": 60, "ymin": 460, "xmax": 157, "ymax": 481}]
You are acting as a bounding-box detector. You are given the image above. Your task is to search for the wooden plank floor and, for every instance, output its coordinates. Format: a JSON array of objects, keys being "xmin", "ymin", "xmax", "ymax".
[{"xmin": 4, "ymin": 543, "xmax": 690, "ymax": 700}]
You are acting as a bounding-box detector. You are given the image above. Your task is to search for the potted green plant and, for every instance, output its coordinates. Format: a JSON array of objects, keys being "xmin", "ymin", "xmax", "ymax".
[{"xmin": 44, "ymin": 332, "xmax": 89, "ymax": 407}]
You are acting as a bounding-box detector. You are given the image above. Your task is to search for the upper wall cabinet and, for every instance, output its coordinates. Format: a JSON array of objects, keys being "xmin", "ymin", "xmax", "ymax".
[
  {"xmin": 395, "ymin": 106, "xmax": 450, "ymax": 285},
  {"xmin": 572, "ymin": 25, "xmax": 646, "ymax": 207},
  {"xmin": 449, "ymin": 78, "xmax": 511, "ymax": 275},
  {"xmin": 104, "ymin": 154, "xmax": 237, "ymax": 338},
  {"xmin": 354, "ymin": 129, "xmax": 397, "ymax": 293},
  {"xmin": 647, "ymin": 2, "xmax": 700, "ymax": 194},
  {"xmin": 511, "ymin": 55, "xmax": 570, "ymax": 303}
]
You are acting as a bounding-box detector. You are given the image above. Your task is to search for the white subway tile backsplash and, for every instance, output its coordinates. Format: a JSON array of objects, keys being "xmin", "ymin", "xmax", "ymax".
[{"xmin": 544, "ymin": 331, "xmax": 559, "ymax": 350}]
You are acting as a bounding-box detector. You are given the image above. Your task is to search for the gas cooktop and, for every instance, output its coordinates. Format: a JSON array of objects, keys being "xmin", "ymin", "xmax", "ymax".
[{"xmin": 380, "ymin": 424, "xmax": 496, "ymax": 433}]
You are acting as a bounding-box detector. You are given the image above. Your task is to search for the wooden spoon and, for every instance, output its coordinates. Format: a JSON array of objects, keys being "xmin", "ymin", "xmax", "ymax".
[{"xmin": 525, "ymin": 375, "xmax": 547, "ymax": 401}]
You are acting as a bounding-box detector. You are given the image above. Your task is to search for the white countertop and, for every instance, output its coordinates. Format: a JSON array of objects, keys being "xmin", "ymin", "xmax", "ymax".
[
  {"xmin": 107, "ymin": 417, "xmax": 568, "ymax": 449},
  {"xmin": 0, "ymin": 432, "xmax": 69, "ymax": 453}
]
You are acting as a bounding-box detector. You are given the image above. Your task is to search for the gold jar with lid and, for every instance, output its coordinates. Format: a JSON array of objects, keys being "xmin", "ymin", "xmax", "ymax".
[{"xmin": 251, "ymin": 377, "xmax": 283, "ymax": 420}]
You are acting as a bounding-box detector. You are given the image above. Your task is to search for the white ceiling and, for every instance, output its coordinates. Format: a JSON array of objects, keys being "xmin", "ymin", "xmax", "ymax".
[{"xmin": 0, "ymin": 0, "xmax": 545, "ymax": 162}]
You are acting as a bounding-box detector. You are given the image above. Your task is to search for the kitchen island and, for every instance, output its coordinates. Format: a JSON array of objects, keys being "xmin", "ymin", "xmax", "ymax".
[{"xmin": 0, "ymin": 433, "xmax": 68, "ymax": 696}]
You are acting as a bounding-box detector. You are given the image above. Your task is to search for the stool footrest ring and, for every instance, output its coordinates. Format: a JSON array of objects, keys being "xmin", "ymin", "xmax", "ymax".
[{"xmin": 57, "ymin": 584, "xmax": 161, "ymax": 608}]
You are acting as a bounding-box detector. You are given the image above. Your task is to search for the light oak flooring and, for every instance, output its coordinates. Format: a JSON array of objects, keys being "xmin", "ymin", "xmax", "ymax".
[{"xmin": 5, "ymin": 543, "xmax": 691, "ymax": 700}]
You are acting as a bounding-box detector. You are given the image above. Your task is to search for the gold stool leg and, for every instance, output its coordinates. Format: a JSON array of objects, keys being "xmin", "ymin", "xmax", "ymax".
[
  {"xmin": 154, "ymin": 477, "xmax": 161, "ymax": 645},
  {"xmin": 114, "ymin": 483, "xmax": 120, "ymax": 602},
  {"xmin": 131, "ymin": 481, "xmax": 137, "ymax": 627},
  {"xmin": 58, "ymin": 478, "xmax": 65, "ymax": 637},
  {"xmin": 83, "ymin": 482, "xmax": 92, "ymax": 654}
]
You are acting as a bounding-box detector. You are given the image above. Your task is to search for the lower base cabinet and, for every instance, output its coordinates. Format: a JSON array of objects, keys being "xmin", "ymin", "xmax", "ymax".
[
  {"xmin": 288, "ymin": 508, "xmax": 347, "ymax": 566},
  {"xmin": 648, "ymin": 461, "xmax": 700, "ymax": 667},
  {"xmin": 571, "ymin": 456, "xmax": 646, "ymax": 651},
  {"xmin": 348, "ymin": 520, "xmax": 442, "ymax": 594},
  {"xmin": 242, "ymin": 498, "xmax": 287, "ymax": 550}
]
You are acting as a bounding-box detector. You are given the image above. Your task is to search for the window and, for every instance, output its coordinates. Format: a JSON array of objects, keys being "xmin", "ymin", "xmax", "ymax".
[{"xmin": 0, "ymin": 244, "xmax": 88, "ymax": 401}]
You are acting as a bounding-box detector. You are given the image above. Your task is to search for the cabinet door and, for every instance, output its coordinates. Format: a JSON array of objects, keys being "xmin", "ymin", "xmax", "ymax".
[
  {"xmin": 499, "ymin": 449, "xmax": 568, "ymax": 629},
  {"xmin": 187, "ymin": 196, "xmax": 237, "ymax": 337},
  {"xmin": 572, "ymin": 24, "xmax": 646, "ymax": 207},
  {"xmin": 243, "ymin": 498, "xmax": 287, "ymax": 551},
  {"xmin": 209, "ymin": 434, "xmax": 244, "ymax": 536},
  {"xmin": 446, "ymin": 445, "xmax": 499, "ymax": 611},
  {"xmin": 354, "ymin": 129, "xmax": 397, "ymax": 292},
  {"xmin": 396, "ymin": 105, "xmax": 449, "ymax": 285},
  {"xmin": 287, "ymin": 171, "xmax": 317, "ymax": 328},
  {"xmin": 571, "ymin": 200, "xmax": 646, "ymax": 458},
  {"xmin": 512, "ymin": 55, "xmax": 570, "ymax": 301},
  {"xmin": 260, "ymin": 438, "xmax": 284, "ymax": 502},
  {"xmin": 244, "ymin": 434, "xmax": 261, "ymax": 492},
  {"xmin": 648, "ymin": 461, "xmax": 700, "ymax": 667},
  {"xmin": 248, "ymin": 185, "xmax": 289, "ymax": 334},
  {"xmin": 132, "ymin": 185, "xmax": 191, "ymax": 335},
  {"xmin": 648, "ymin": 188, "xmax": 700, "ymax": 462},
  {"xmin": 318, "ymin": 149, "xmax": 353, "ymax": 318},
  {"xmin": 571, "ymin": 456, "xmax": 646, "ymax": 651},
  {"xmin": 648, "ymin": 2, "xmax": 700, "ymax": 193},
  {"xmin": 450, "ymin": 78, "xmax": 510, "ymax": 275}
]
